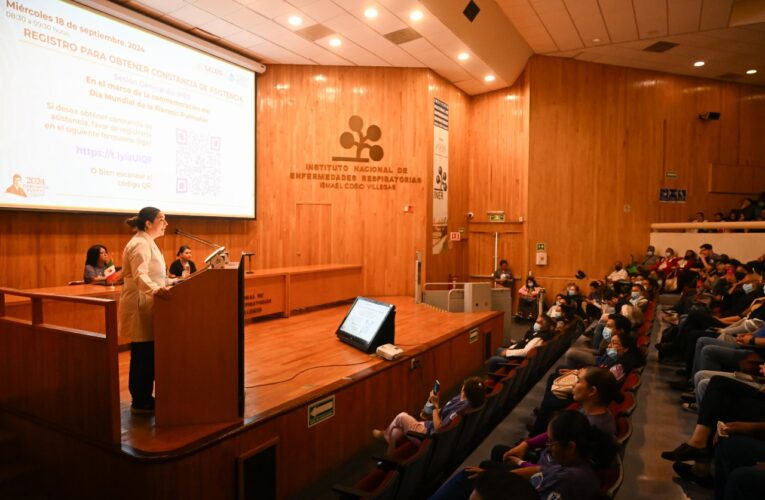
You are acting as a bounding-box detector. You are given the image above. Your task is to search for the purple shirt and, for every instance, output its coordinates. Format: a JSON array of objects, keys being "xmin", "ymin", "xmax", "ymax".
[{"xmin": 424, "ymin": 395, "xmax": 468, "ymax": 434}]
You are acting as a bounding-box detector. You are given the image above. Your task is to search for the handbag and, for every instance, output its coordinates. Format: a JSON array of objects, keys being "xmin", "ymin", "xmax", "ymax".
[
  {"xmin": 551, "ymin": 372, "xmax": 579, "ymax": 399},
  {"xmin": 664, "ymin": 276, "xmax": 678, "ymax": 291}
]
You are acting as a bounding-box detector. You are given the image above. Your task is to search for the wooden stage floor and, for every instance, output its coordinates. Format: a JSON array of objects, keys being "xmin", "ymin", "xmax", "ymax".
[{"xmin": 117, "ymin": 296, "xmax": 501, "ymax": 455}]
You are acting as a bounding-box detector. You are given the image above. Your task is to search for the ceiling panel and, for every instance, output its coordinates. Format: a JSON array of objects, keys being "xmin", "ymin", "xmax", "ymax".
[
  {"xmin": 168, "ymin": 4, "xmax": 218, "ymax": 26},
  {"xmin": 299, "ymin": 0, "xmax": 346, "ymax": 23},
  {"xmin": 633, "ymin": 0, "xmax": 668, "ymax": 39},
  {"xmin": 194, "ymin": 0, "xmax": 243, "ymax": 18},
  {"xmin": 565, "ymin": 0, "xmax": 610, "ymax": 46},
  {"xmin": 668, "ymin": 0, "xmax": 702, "ymax": 34},
  {"xmin": 133, "ymin": 0, "xmax": 186, "ymax": 14},
  {"xmin": 700, "ymin": 0, "xmax": 733, "ymax": 31},
  {"xmin": 225, "ymin": 29, "xmax": 267, "ymax": 48},
  {"xmin": 599, "ymin": 0, "xmax": 639, "ymax": 43},
  {"xmin": 219, "ymin": 7, "xmax": 269, "ymax": 31},
  {"xmin": 244, "ymin": 0, "xmax": 296, "ymax": 19},
  {"xmin": 249, "ymin": 40, "xmax": 313, "ymax": 64},
  {"xmin": 199, "ymin": 18, "xmax": 243, "ymax": 38}
]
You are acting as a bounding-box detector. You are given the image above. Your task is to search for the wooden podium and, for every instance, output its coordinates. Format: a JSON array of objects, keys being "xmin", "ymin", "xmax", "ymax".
[{"xmin": 153, "ymin": 262, "xmax": 243, "ymax": 426}]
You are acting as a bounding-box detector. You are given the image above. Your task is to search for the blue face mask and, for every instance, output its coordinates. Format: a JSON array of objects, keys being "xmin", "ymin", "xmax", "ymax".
[
  {"xmin": 602, "ymin": 326, "xmax": 612, "ymax": 342},
  {"xmin": 743, "ymin": 283, "xmax": 754, "ymax": 294},
  {"xmin": 631, "ymin": 291, "xmax": 640, "ymax": 299},
  {"xmin": 533, "ymin": 323, "xmax": 541, "ymax": 332},
  {"xmin": 606, "ymin": 347, "xmax": 619, "ymax": 359},
  {"xmin": 567, "ymin": 290, "xmax": 576, "ymax": 296}
]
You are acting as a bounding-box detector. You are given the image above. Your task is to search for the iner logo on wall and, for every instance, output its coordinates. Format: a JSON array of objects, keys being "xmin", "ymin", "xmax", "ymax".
[{"xmin": 331, "ymin": 115, "xmax": 384, "ymax": 162}]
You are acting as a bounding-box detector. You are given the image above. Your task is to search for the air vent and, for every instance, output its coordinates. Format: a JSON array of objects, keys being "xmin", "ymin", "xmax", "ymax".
[
  {"xmin": 718, "ymin": 73, "xmax": 743, "ymax": 80},
  {"xmin": 297, "ymin": 24, "xmax": 335, "ymax": 42},
  {"xmin": 643, "ymin": 41, "xmax": 678, "ymax": 53},
  {"xmin": 384, "ymin": 27, "xmax": 422, "ymax": 45},
  {"xmin": 463, "ymin": 1, "xmax": 480, "ymax": 22}
]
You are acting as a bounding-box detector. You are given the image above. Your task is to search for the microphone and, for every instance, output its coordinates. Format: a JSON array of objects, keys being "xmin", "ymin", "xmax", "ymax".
[{"xmin": 175, "ymin": 228, "xmax": 229, "ymax": 268}]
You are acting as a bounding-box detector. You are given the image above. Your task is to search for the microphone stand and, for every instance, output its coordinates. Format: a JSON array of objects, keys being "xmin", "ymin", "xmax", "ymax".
[{"xmin": 175, "ymin": 228, "xmax": 229, "ymax": 269}]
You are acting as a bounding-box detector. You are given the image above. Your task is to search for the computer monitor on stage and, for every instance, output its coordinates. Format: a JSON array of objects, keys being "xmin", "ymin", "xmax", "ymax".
[{"xmin": 336, "ymin": 297, "xmax": 395, "ymax": 354}]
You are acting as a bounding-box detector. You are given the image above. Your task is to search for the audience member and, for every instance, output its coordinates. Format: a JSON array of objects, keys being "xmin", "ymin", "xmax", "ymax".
[
  {"xmin": 517, "ymin": 277, "xmax": 542, "ymax": 320},
  {"xmin": 168, "ymin": 245, "xmax": 197, "ymax": 279}
]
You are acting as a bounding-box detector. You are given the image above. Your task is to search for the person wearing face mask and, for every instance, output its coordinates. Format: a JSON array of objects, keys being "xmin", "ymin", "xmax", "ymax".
[
  {"xmin": 528, "ymin": 330, "xmax": 644, "ymax": 435},
  {"xmin": 637, "ymin": 245, "xmax": 660, "ymax": 273},
  {"xmin": 486, "ymin": 315, "xmax": 556, "ymax": 372},
  {"xmin": 565, "ymin": 313, "xmax": 632, "ymax": 367},
  {"xmin": 517, "ymin": 277, "xmax": 542, "ymax": 320},
  {"xmin": 606, "ymin": 261, "xmax": 628, "ymax": 283},
  {"xmin": 629, "ymin": 284, "xmax": 648, "ymax": 311},
  {"xmin": 546, "ymin": 294, "xmax": 568, "ymax": 320},
  {"xmin": 652, "ymin": 248, "xmax": 680, "ymax": 282}
]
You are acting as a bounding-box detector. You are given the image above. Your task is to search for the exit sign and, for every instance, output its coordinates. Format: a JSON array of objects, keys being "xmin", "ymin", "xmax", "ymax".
[{"xmin": 488, "ymin": 213, "xmax": 505, "ymax": 222}]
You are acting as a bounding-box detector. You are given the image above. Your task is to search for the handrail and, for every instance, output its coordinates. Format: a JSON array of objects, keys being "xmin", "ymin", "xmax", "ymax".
[{"xmin": 651, "ymin": 221, "xmax": 765, "ymax": 231}]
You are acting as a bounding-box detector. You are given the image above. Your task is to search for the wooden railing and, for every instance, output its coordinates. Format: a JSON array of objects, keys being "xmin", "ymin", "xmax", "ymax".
[
  {"xmin": 651, "ymin": 221, "xmax": 765, "ymax": 231},
  {"xmin": 0, "ymin": 287, "xmax": 120, "ymax": 445}
]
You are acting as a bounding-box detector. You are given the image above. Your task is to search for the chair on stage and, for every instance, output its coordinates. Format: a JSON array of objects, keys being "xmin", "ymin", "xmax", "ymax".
[{"xmin": 332, "ymin": 468, "xmax": 400, "ymax": 500}]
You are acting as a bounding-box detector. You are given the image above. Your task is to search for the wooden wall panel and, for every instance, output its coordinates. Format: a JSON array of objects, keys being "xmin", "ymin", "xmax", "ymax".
[
  {"xmin": 425, "ymin": 72, "xmax": 472, "ymax": 283},
  {"xmin": 0, "ymin": 65, "xmax": 444, "ymax": 296},
  {"xmin": 524, "ymin": 56, "xmax": 765, "ymax": 286},
  {"xmin": 465, "ymin": 70, "xmax": 530, "ymax": 282}
]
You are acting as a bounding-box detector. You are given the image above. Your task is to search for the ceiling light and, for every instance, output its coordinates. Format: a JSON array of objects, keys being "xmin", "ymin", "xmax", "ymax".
[
  {"xmin": 592, "ymin": 38, "xmax": 601, "ymax": 43},
  {"xmin": 484, "ymin": 74, "xmax": 495, "ymax": 82},
  {"xmin": 457, "ymin": 52, "xmax": 469, "ymax": 61},
  {"xmin": 288, "ymin": 15, "xmax": 302, "ymax": 26},
  {"xmin": 275, "ymin": 84, "xmax": 289, "ymax": 90},
  {"xmin": 410, "ymin": 10, "xmax": 423, "ymax": 21},
  {"xmin": 329, "ymin": 37, "xmax": 342, "ymax": 47},
  {"xmin": 746, "ymin": 69, "xmax": 757, "ymax": 75},
  {"xmin": 505, "ymin": 95, "xmax": 517, "ymax": 101},
  {"xmin": 364, "ymin": 7, "xmax": 378, "ymax": 19},
  {"xmin": 314, "ymin": 75, "xmax": 326, "ymax": 82},
  {"xmin": 693, "ymin": 61, "xmax": 705, "ymax": 67}
]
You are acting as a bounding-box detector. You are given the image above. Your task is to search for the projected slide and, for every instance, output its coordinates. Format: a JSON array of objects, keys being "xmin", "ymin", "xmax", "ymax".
[{"xmin": 0, "ymin": 0, "xmax": 256, "ymax": 217}]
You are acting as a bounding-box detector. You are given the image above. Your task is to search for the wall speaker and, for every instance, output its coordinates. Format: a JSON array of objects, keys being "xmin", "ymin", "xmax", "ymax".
[
  {"xmin": 463, "ymin": 1, "xmax": 480, "ymax": 22},
  {"xmin": 698, "ymin": 112, "xmax": 721, "ymax": 120}
]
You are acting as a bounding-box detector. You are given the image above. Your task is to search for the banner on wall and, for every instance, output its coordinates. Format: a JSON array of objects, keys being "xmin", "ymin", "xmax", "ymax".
[{"xmin": 432, "ymin": 98, "xmax": 449, "ymax": 254}]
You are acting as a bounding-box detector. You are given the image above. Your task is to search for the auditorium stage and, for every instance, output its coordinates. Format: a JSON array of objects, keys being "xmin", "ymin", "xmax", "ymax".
[
  {"xmin": 1, "ymin": 294, "xmax": 503, "ymax": 498},
  {"xmin": 118, "ymin": 296, "xmax": 502, "ymax": 454}
]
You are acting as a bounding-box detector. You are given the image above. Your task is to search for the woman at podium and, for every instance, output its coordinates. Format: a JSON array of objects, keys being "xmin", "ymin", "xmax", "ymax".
[{"xmin": 118, "ymin": 207, "xmax": 173, "ymax": 414}]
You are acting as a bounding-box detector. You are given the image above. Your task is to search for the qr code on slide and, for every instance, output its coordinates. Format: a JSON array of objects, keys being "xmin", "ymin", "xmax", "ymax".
[{"xmin": 175, "ymin": 129, "xmax": 222, "ymax": 195}]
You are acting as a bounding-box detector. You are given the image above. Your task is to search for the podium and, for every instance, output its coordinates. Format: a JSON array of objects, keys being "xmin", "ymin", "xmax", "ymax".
[{"xmin": 153, "ymin": 262, "xmax": 243, "ymax": 426}]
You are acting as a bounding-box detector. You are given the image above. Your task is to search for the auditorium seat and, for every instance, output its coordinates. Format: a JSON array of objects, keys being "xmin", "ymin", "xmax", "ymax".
[
  {"xmin": 407, "ymin": 416, "xmax": 463, "ymax": 496},
  {"xmin": 332, "ymin": 468, "xmax": 400, "ymax": 500},
  {"xmin": 473, "ymin": 382, "xmax": 503, "ymax": 443},
  {"xmin": 620, "ymin": 372, "xmax": 642, "ymax": 392},
  {"xmin": 596, "ymin": 455, "xmax": 624, "ymax": 499},
  {"xmin": 375, "ymin": 437, "xmax": 432, "ymax": 500},
  {"xmin": 613, "ymin": 416, "xmax": 633, "ymax": 455},
  {"xmin": 609, "ymin": 392, "xmax": 637, "ymax": 417},
  {"xmin": 448, "ymin": 401, "xmax": 486, "ymax": 468}
]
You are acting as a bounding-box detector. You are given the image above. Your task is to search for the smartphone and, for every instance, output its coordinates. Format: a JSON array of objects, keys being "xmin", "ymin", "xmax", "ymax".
[{"xmin": 433, "ymin": 380, "xmax": 440, "ymax": 395}]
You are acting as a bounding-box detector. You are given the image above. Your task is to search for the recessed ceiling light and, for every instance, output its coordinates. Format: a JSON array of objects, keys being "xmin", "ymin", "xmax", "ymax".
[
  {"xmin": 693, "ymin": 60, "xmax": 705, "ymax": 67},
  {"xmin": 410, "ymin": 10, "xmax": 423, "ymax": 21},
  {"xmin": 484, "ymin": 74, "xmax": 495, "ymax": 82},
  {"xmin": 288, "ymin": 15, "xmax": 302, "ymax": 26},
  {"xmin": 329, "ymin": 37, "xmax": 342, "ymax": 47},
  {"xmin": 746, "ymin": 69, "xmax": 757, "ymax": 75},
  {"xmin": 314, "ymin": 75, "xmax": 326, "ymax": 82},
  {"xmin": 457, "ymin": 52, "xmax": 469, "ymax": 61},
  {"xmin": 505, "ymin": 95, "xmax": 517, "ymax": 101},
  {"xmin": 592, "ymin": 38, "xmax": 601, "ymax": 43},
  {"xmin": 364, "ymin": 7, "xmax": 378, "ymax": 19}
]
